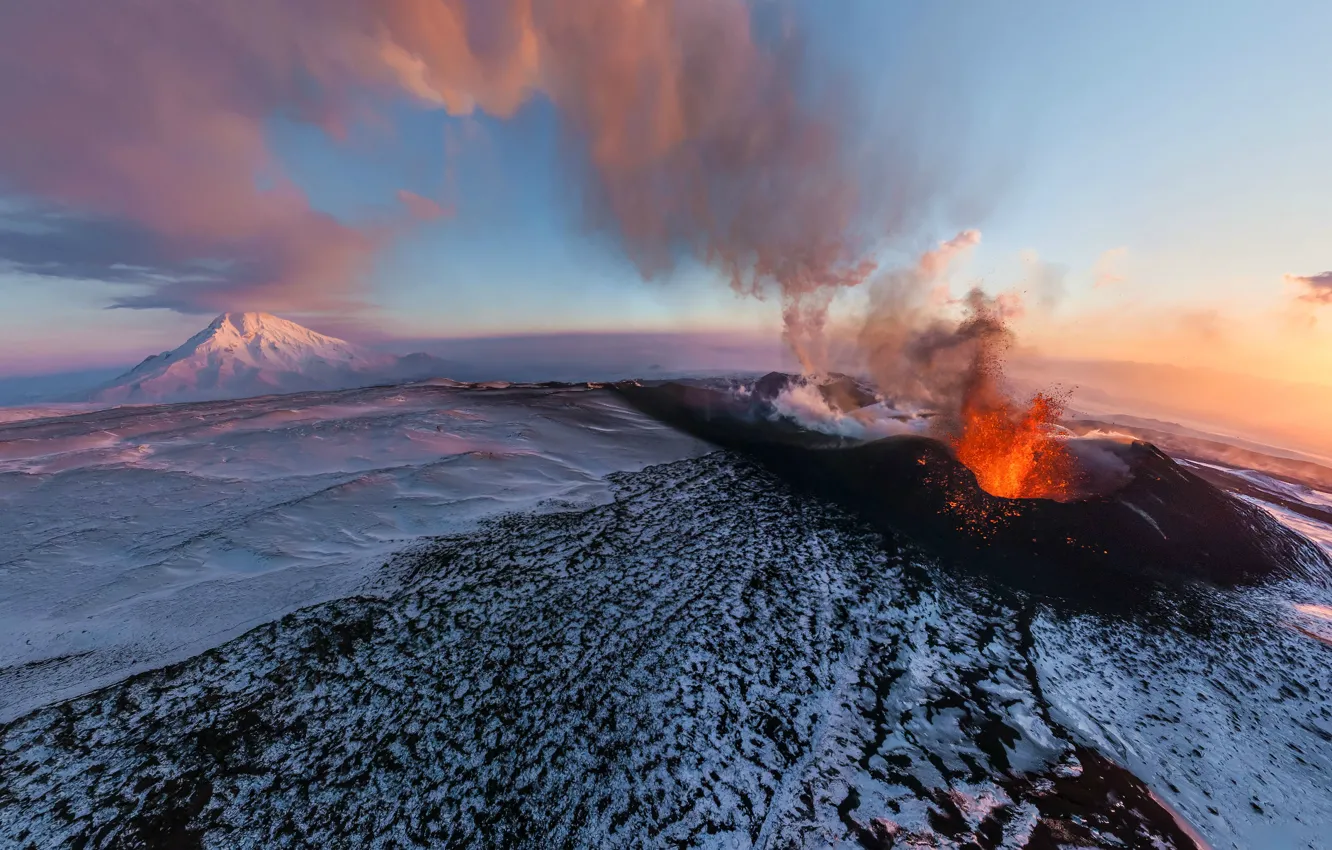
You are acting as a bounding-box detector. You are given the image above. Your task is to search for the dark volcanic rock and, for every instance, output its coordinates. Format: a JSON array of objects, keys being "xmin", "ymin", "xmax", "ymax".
[
  {"xmin": 614, "ymin": 382, "xmax": 1332, "ymax": 598},
  {"xmin": 0, "ymin": 453, "xmax": 1224, "ymax": 849},
  {"xmin": 753, "ymin": 370, "xmax": 794, "ymax": 402},
  {"xmin": 3, "ymin": 389, "xmax": 1329, "ymax": 849}
]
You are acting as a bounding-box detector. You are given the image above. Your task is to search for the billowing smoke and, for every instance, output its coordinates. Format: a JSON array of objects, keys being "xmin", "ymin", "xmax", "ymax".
[
  {"xmin": 4, "ymin": 0, "xmax": 1093, "ymax": 495},
  {"xmin": 830, "ymin": 232, "xmax": 1083, "ymax": 500},
  {"xmin": 768, "ymin": 381, "xmax": 915, "ymax": 441},
  {"xmin": 905, "ymin": 287, "xmax": 1014, "ymax": 417},
  {"xmin": 0, "ymin": 0, "xmax": 393, "ymax": 313},
  {"xmin": 0, "ymin": 0, "xmax": 911, "ymax": 334},
  {"xmin": 856, "ymin": 229, "xmax": 993, "ymax": 410}
]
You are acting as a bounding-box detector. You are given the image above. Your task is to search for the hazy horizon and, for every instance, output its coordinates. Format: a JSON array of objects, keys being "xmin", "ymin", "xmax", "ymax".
[{"xmin": 6, "ymin": 310, "xmax": 1332, "ymax": 461}]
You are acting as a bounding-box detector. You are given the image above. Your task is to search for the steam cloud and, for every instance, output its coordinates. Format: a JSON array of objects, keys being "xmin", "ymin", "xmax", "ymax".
[
  {"xmin": 856, "ymin": 229, "xmax": 1002, "ymax": 411},
  {"xmin": 0, "ymin": 0, "xmax": 913, "ymax": 333}
]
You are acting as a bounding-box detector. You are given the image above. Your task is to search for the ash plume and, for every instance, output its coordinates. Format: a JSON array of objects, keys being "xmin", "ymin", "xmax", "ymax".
[
  {"xmin": 905, "ymin": 287, "xmax": 1015, "ymax": 412},
  {"xmin": 848, "ymin": 231, "xmax": 1076, "ymax": 500},
  {"xmin": 856, "ymin": 229, "xmax": 994, "ymax": 411},
  {"xmin": 0, "ymin": 0, "xmax": 927, "ymax": 336}
]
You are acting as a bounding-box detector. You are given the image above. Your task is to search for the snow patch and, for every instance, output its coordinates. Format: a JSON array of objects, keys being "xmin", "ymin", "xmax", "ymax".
[{"xmin": 0, "ymin": 383, "xmax": 708, "ymax": 720}]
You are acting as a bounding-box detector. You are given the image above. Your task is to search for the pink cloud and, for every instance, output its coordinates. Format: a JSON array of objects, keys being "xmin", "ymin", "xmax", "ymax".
[
  {"xmin": 918, "ymin": 230, "xmax": 981, "ymax": 279},
  {"xmin": 0, "ymin": 0, "xmax": 392, "ymax": 312},
  {"xmin": 0, "ymin": 0, "xmax": 924, "ymax": 339},
  {"xmin": 397, "ymin": 190, "xmax": 452, "ymax": 222}
]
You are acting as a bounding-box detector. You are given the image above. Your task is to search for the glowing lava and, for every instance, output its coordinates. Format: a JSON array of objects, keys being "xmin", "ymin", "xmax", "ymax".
[
  {"xmin": 941, "ymin": 292, "xmax": 1075, "ymax": 501},
  {"xmin": 951, "ymin": 388, "xmax": 1074, "ymax": 500}
]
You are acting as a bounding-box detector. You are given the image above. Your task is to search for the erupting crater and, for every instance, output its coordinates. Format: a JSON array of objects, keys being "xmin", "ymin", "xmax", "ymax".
[
  {"xmin": 950, "ymin": 388, "xmax": 1074, "ymax": 501},
  {"xmin": 614, "ymin": 377, "xmax": 1331, "ymax": 602}
]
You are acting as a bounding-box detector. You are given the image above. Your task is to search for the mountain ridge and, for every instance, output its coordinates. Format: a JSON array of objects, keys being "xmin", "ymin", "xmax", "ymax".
[{"xmin": 85, "ymin": 312, "xmax": 452, "ymax": 404}]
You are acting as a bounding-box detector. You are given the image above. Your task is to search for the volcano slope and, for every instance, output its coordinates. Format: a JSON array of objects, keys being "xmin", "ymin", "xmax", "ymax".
[
  {"xmin": 613, "ymin": 382, "xmax": 1331, "ymax": 603},
  {"xmin": 3, "ymin": 386, "xmax": 1331, "ymax": 848},
  {"xmin": 2, "ymin": 452, "xmax": 1258, "ymax": 849}
]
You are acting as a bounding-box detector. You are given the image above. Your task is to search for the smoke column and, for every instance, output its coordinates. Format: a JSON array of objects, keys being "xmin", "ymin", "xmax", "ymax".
[
  {"xmin": 7, "ymin": 0, "xmax": 1080, "ymax": 497},
  {"xmin": 0, "ymin": 0, "xmax": 924, "ymax": 348},
  {"xmin": 857, "ymin": 229, "xmax": 987, "ymax": 408}
]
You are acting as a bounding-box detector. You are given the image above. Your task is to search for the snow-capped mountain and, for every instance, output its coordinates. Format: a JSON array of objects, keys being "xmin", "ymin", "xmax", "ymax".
[{"xmin": 86, "ymin": 312, "xmax": 450, "ymax": 403}]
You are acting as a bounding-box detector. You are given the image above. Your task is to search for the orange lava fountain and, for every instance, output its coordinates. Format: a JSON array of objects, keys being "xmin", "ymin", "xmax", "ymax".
[
  {"xmin": 951, "ymin": 387, "xmax": 1074, "ymax": 500},
  {"xmin": 940, "ymin": 293, "xmax": 1076, "ymax": 501}
]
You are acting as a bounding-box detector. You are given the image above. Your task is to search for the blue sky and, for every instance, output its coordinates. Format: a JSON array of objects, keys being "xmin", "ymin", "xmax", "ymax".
[{"xmin": 2, "ymin": 1, "xmax": 1330, "ymax": 380}]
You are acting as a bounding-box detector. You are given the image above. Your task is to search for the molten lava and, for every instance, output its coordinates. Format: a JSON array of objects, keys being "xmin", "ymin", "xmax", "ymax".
[
  {"xmin": 940, "ymin": 292, "xmax": 1076, "ymax": 501},
  {"xmin": 951, "ymin": 388, "xmax": 1074, "ymax": 500}
]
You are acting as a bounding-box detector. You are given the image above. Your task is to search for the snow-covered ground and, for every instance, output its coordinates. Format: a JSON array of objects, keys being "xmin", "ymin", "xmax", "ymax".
[
  {"xmin": 1177, "ymin": 459, "xmax": 1332, "ymax": 557},
  {"xmin": 2, "ymin": 382, "xmax": 1331, "ymax": 848},
  {"xmin": 0, "ymin": 382, "xmax": 706, "ymax": 721}
]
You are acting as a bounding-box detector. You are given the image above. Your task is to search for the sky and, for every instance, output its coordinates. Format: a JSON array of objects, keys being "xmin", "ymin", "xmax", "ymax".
[{"xmin": 1, "ymin": 0, "xmax": 1330, "ymax": 385}]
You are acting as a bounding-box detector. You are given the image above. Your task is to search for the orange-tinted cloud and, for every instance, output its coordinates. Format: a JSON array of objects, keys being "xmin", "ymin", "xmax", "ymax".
[
  {"xmin": 919, "ymin": 230, "xmax": 981, "ymax": 278},
  {"xmin": 0, "ymin": 0, "xmax": 904, "ymax": 325},
  {"xmin": 522, "ymin": 0, "xmax": 892, "ymax": 369},
  {"xmin": 1174, "ymin": 308, "xmax": 1230, "ymax": 343}
]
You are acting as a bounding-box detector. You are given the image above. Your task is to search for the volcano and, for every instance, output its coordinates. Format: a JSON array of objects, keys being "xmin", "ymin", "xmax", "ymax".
[
  {"xmin": 83, "ymin": 312, "xmax": 453, "ymax": 404},
  {"xmin": 4, "ymin": 381, "xmax": 1330, "ymax": 847},
  {"xmin": 614, "ymin": 380, "xmax": 1331, "ymax": 600}
]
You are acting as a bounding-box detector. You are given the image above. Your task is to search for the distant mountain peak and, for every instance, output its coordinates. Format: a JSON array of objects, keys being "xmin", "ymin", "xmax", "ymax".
[
  {"xmin": 183, "ymin": 311, "xmax": 367, "ymax": 360},
  {"xmin": 85, "ymin": 312, "xmax": 449, "ymax": 404},
  {"xmin": 207, "ymin": 311, "xmax": 325, "ymax": 336}
]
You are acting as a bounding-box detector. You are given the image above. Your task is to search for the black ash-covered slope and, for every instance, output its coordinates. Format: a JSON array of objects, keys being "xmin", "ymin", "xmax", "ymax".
[
  {"xmin": 614, "ymin": 381, "xmax": 1331, "ymax": 599},
  {"xmin": 6, "ymin": 386, "xmax": 1329, "ymax": 847},
  {"xmin": 0, "ymin": 453, "xmax": 1220, "ymax": 849}
]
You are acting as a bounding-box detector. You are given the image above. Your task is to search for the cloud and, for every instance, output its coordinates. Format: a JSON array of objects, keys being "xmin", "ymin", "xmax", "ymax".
[
  {"xmin": 0, "ymin": 204, "xmax": 380, "ymax": 316},
  {"xmin": 397, "ymin": 190, "xmax": 451, "ymax": 222},
  {"xmin": 106, "ymin": 218, "xmax": 379, "ymax": 313},
  {"xmin": 1285, "ymin": 271, "xmax": 1332, "ymax": 305},
  {"xmin": 918, "ymin": 229, "xmax": 981, "ymax": 279},
  {"xmin": 0, "ymin": 209, "xmax": 181, "ymax": 284},
  {"xmin": 0, "ymin": 0, "xmax": 396, "ymax": 312},
  {"xmin": 1093, "ymin": 247, "xmax": 1128, "ymax": 288},
  {"xmin": 0, "ymin": 0, "xmax": 939, "ymax": 328}
]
